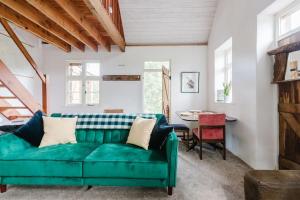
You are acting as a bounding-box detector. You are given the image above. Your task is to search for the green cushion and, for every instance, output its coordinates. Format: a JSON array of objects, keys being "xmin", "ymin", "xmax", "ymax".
[
  {"xmin": 75, "ymin": 129, "xmax": 130, "ymax": 144},
  {"xmin": 0, "ymin": 133, "xmax": 31, "ymax": 155},
  {"xmin": 0, "ymin": 143, "xmax": 98, "ymax": 177},
  {"xmin": 83, "ymin": 144, "xmax": 168, "ymax": 179},
  {"xmin": 103, "ymin": 129, "xmax": 129, "ymax": 143}
]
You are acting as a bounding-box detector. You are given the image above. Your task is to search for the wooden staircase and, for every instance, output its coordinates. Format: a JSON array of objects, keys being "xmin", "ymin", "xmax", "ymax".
[{"xmin": 0, "ymin": 60, "xmax": 41, "ymax": 121}]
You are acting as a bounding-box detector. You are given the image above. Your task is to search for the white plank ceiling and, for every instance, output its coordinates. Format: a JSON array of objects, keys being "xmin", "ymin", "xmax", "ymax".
[{"xmin": 119, "ymin": 0, "xmax": 219, "ymax": 45}]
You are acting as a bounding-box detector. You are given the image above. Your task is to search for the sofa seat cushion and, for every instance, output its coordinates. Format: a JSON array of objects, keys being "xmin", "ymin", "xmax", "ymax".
[
  {"xmin": 83, "ymin": 144, "xmax": 168, "ymax": 179},
  {"xmin": 0, "ymin": 143, "xmax": 98, "ymax": 177}
]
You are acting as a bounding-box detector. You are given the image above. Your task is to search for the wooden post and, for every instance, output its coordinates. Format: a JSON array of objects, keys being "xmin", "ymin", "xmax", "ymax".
[{"xmin": 42, "ymin": 75, "xmax": 48, "ymax": 114}]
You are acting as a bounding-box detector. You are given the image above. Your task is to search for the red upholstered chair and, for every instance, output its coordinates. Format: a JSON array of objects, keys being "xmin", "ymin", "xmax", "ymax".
[{"xmin": 192, "ymin": 113, "xmax": 226, "ymax": 160}]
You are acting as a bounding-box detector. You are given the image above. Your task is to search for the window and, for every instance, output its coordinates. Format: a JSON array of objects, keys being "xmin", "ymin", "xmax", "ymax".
[
  {"xmin": 215, "ymin": 38, "xmax": 232, "ymax": 103},
  {"xmin": 277, "ymin": 2, "xmax": 300, "ymax": 40},
  {"xmin": 66, "ymin": 61, "xmax": 100, "ymax": 105},
  {"xmin": 143, "ymin": 61, "xmax": 170, "ymax": 113}
]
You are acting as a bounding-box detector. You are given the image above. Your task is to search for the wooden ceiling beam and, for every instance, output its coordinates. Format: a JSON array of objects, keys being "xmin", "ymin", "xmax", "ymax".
[
  {"xmin": 1, "ymin": 0, "xmax": 84, "ymax": 52},
  {"xmin": 26, "ymin": 0, "xmax": 98, "ymax": 52},
  {"xmin": 0, "ymin": 18, "xmax": 46, "ymax": 83},
  {"xmin": 0, "ymin": 3, "xmax": 71, "ymax": 52},
  {"xmin": 54, "ymin": 0, "xmax": 110, "ymax": 51},
  {"xmin": 83, "ymin": 0, "xmax": 125, "ymax": 52}
]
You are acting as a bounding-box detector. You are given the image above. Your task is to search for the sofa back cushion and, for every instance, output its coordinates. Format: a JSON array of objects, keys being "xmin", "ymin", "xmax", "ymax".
[
  {"xmin": 51, "ymin": 113, "xmax": 164, "ymax": 144},
  {"xmin": 75, "ymin": 129, "xmax": 129, "ymax": 144}
]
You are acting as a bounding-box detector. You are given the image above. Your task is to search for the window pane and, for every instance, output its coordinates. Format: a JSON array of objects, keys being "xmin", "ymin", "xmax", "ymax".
[
  {"xmin": 68, "ymin": 63, "xmax": 82, "ymax": 76},
  {"xmin": 86, "ymin": 63, "xmax": 100, "ymax": 76},
  {"xmin": 67, "ymin": 80, "xmax": 82, "ymax": 104},
  {"xmin": 85, "ymin": 80, "xmax": 99, "ymax": 104},
  {"xmin": 280, "ymin": 15, "xmax": 290, "ymax": 35},
  {"xmin": 291, "ymin": 9, "xmax": 300, "ymax": 30},
  {"xmin": 144, "ymin": 62, "xmax": 169, "ymax": 70},
  {"xmin": 215, "ymin": 38, "xmax": 232, "ymax": 103},
  {"xmin": 143, "ymin": 71, "xmax": 162, "ymax": 113},
  {"xmin": 227, "ymin": 50, "xmax": 232, "ymax": 64},
  {"xmin": 280, "ymin": 8, "xmax": 300, "ymax": 36}
]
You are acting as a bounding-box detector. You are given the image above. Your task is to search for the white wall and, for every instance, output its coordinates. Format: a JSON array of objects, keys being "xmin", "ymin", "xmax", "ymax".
[
  {"xmin": 43, "ymin": 45, "xmax": 207, "ymax": 124},
  {"xmin": 0, "ymin": 23, "xmax": 43, "ymax": 107},
  {"xmin": 207, "ymin": 0, "xmax": 295, "ymax": 169}
]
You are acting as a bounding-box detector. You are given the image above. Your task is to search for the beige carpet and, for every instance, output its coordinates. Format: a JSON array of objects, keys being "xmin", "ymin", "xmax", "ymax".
[{"xmin": 0, "ymin": 144, "xmax": 251, "ymax": 200}]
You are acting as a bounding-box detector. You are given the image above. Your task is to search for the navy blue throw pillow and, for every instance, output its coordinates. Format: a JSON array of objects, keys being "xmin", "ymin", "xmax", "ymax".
[
  {"xmin": 14, "ymin": 110, "xmax": 44, "ymax": 147},
  {"xmin": 149, "ymin": 115, "xmax": 173, "ymax": 150}
]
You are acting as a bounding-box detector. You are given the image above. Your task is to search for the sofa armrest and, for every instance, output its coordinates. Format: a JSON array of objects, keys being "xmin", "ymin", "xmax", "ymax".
[
  {"xmin": 166, "ymin": 131, "xmax": 178, "ymax": 187},
  {"xmin": 0, "ymin": 133, "xmax": 31, "ymax": 155}
]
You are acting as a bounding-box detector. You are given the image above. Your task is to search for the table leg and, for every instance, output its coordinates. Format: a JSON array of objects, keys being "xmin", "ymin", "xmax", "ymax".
[{"xmin": 187, "ymin": 130, "xmax": 189, "ymax": 149}]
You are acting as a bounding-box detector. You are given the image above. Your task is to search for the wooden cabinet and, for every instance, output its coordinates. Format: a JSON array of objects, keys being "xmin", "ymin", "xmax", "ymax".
[
  {"xmin": 268, "ymin": 40, "xmax": 300, "ymax": 169},
  {"xmin": 278, "ymin": 81, "xmax": 300, "ymax": 169}
]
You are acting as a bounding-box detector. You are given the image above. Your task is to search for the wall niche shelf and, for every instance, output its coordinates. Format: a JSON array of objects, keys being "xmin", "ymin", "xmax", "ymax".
[{"xmin": 102, "ymin": 75, "xmax": 141, "ymax": 81}]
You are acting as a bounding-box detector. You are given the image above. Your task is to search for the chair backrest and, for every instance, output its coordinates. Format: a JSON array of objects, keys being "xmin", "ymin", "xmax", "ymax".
[
  {"xmin": 198, "ymin": 113, "xmax": 226, "ymax": 126},
  {"xmin": 104, "ymin": 109, "xmax": 124, "ymax": 113}
]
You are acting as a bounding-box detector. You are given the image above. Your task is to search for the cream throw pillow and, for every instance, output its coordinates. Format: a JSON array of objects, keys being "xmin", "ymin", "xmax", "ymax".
[
  {"xmin": 126, "ymin": 117, "xmax": 157, "ymax": 150},
  {"xmin": 39, "ymin": 116, "xmax": 78, "ymax": 148}
]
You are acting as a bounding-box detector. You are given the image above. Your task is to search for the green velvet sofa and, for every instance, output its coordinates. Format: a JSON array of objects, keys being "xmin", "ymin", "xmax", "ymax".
[{"xmin": 0, "ymin": 114, "xmax": 178, "ymax": 195}]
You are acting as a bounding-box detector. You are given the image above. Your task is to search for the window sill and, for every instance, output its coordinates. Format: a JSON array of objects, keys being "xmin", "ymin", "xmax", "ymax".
[
  {"xmin": 65, "ymin": 104, "xmax": 101, "ymax": 107},
  {"xmin": 214, "ymin": 101, "xmax": 234, "ymax": 105}
]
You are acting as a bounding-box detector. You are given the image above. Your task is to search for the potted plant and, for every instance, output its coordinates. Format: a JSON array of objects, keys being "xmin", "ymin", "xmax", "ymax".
[{"xmin": 223, "ymin": 82, "xmax": 231, "ymax": 103}]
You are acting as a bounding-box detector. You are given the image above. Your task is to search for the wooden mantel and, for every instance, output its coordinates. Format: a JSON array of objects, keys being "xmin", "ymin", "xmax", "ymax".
[
  {"xmin": 268, "ymin": 41, "xmax": 300, "ymax": 55},
  {"xmin": 268, "ymin": 41, "xmax": 300, "ymax": 83}
]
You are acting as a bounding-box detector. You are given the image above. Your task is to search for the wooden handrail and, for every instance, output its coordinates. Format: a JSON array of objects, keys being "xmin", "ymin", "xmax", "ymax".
[
  {"xmin": 101, "ymin": 0, "xmax": 124, "ymax": 38},
  {"xmin": 0, "ymin": 18, "xmax": 46, "ymax": 83},
  {"xmin": 84, "ymin": 0, "xmax": 125, "ymax": 51}
]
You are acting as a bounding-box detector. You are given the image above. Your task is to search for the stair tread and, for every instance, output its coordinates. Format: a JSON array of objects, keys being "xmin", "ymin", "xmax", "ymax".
[{"xmin": 0, "ymin": 96, "xmax": 16, "ymax": 99}]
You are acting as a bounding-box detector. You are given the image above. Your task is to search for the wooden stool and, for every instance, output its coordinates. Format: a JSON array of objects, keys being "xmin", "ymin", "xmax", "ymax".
[
  {"xmin": 244, "ymin": 170, "xmax": 300, "ymax": 200},
  {"xmin": 169, "ymin": 124, "xmax": 190, "ymax": 148}
]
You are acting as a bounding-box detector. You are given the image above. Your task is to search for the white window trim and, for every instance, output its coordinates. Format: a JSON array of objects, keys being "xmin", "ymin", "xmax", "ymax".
[
  {"xmin": 275, "ymin": 1, "xmax": 300, "ymax": 41},
  {"xmin": 214, "ymin": 38, "xmax": 233, "ymax": 104},
  {"xmin": 65, "ymin": 60, "xmax": 101, "ymax": 106}
]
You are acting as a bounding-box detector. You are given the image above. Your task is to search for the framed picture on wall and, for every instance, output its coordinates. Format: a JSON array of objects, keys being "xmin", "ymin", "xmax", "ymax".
[{"xmin": 181, "ymin": 72, "xmax": 200, "ymax": 93}]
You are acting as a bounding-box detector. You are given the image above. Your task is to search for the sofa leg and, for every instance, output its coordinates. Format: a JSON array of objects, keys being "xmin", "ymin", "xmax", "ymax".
[
  {"xmin": 167, "ymin": 187, "xmax": 173, "ymax": 195},
  {"xmin": 87, "ymin": 185, "xmax": 92, "ymax": 190},
  {"xmin": 0, "ymin": 185, "xmax": 7, "ymax": 193}
]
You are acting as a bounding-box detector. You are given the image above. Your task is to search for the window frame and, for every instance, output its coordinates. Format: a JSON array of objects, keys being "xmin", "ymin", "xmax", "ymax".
[
  {"xmin": 224, "ymin": 47, "xmax": 232, "ymax": 85},
  {"xmin": 214, "ymin": 38, "xmax": 233, "ymax": 104},
  {"xmin": 142, "ymin": 61, "xmax": 171, "ymax": 114},
  {"xmin": 65, "ymin": 60, "xmax": 101, "ymax": 106},
  {"xmin": 276, "ymin": 1, "xmax": 300, "ymax": 41}
]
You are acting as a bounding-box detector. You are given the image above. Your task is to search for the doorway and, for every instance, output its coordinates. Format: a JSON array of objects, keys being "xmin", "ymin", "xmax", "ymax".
[{"xmin": 143, "ymin": 61, "xmax": 171, "ymax": 121}]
